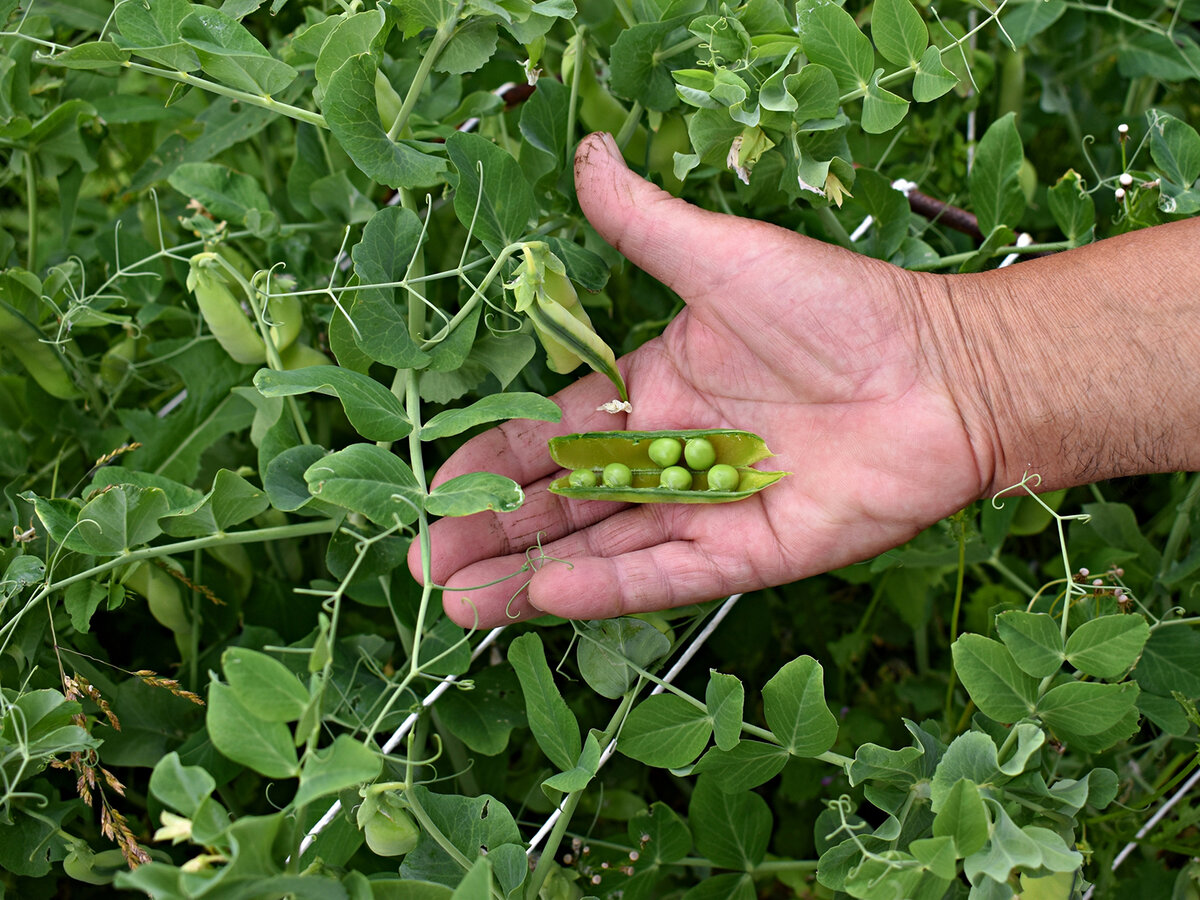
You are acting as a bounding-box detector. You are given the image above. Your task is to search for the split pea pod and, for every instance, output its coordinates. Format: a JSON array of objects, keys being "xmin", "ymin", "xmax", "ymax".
[{"xmin": 548, "ymin": 429, "xmax": 787, "ymax": 503}]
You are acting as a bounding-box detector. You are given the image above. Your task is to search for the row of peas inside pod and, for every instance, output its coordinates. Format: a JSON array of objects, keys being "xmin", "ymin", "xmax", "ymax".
[{"xmin": 548, "ymin": 430, "xmax": 787, "ymax": 503}]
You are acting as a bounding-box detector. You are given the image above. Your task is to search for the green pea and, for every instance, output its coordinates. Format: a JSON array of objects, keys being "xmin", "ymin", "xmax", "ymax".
[
  {"xmin": 659, "ymin": 466, "xmax": 693, "ymax": 491},
  {"xmin": 648, "ymin": 437, "xmax": 683, "ymax": 467},
  {"xmin": 707, "ymin": 464, "xmax": 740, "ymax": 492},
  {"xmin": 603, "ymin": 462, "xmax": 633, "ymax": 487},
  {"xmin": 684, "ymin": 437, "xmax": 717, "ymax": 470},
  {"xmin": 569, "ymin": 469, "xmax": 598, "ymax": 488}
]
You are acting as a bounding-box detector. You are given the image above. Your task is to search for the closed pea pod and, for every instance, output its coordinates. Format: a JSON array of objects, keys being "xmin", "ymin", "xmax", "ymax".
[
  {"xmin": 549, "ymin": 429, "xmax": 787, "ymax": 503},
  {"xmin": 186, "ymin": 252, "xmax": 267, "ymax": 365}
]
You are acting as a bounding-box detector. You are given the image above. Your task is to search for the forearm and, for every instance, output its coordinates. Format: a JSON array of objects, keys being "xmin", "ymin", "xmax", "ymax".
[{"xmin": 924, "ymin": 218, "xmax": 1200, "ymax": 494}]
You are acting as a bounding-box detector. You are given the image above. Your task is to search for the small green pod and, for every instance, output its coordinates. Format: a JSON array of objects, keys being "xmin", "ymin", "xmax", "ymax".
[{"xmin": 548, "ymin": 429, "xmax": 787, "ymax": 504}]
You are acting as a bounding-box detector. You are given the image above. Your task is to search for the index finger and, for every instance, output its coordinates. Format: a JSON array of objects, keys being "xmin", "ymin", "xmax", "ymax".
[{"xmin": 427, "ymin": 367, "xmax": 632, "ymax": 492}]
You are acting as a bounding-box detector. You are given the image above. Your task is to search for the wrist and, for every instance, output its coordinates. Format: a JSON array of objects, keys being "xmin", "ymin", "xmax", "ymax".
[{"xmin": 921, "ymin": 220, "xmax": 1200, "ymax": 495}]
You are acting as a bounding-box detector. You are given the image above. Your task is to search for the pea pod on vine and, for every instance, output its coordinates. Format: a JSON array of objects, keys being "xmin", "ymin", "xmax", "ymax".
[
  {"xmin": 186, "ymin": 252, "xmax": 267, "ymax": 365},
  {"xmin": 548, "ymin": 430, "xmax": 787, "ymax": 503},
  {"xmin": 509, "ymin": 242, "xmax": 628, "ymax": 401}
]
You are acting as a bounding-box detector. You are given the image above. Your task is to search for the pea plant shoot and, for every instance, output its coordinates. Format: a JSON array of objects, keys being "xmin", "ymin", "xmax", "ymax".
[{"xmin": 1, "ymin": 0, "xmax": 1199, "ymax": 898}]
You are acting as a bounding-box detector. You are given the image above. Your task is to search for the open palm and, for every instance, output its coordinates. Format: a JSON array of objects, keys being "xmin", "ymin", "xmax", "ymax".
[{"xmin": 414, "ymin": 133, "xmax": 991, "ymax": 627}]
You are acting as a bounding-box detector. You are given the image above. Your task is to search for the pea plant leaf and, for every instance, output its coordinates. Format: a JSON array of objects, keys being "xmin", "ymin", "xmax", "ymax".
[
  {"xmin": 1035, "ymin": 682, "xmax": 1140, "ymax": 738},
  {"xmin": 303, "ymin": 444, "xmax": 424, "ymax": 528},
  {"xmin": 861, "ymin": 69, "xmax": 909, "ymax": 133},
  {"xmin": 323, "ymin": 54, "xmax": 448, "ymax": 189},
  {"xmin": 507, "ymin": 633, "xmax": 581, "ymax": 772},
  {"xmin": 1148, "ymin": 108, "xmax": 1200, "ymax": 188},
  {"xmin": 206, "ymin": 680, "xmax": 299, "ymax": 779},
  {"xmin": 575, "ymin": 617, "xmax": 671, "ymax": 700},
  {"xmin": 293, "ymin": 735, "xmax": 382, "ymax": 808},
  {"xmin": 168, "ymin": 162, "xmax": 272, "ymax": 227},
  {"xmin": 348, "ymin": 206, "xmax": 433, "ymax": 370},
  {"xmin": 445, "ymin": 131, "xmax": 536, "ymax": 258},
  {"xmin": 221, "ymin": 647, "xmax": 310, "ymax": 723},
  {"xmin": 871, "ymin": 0, "xmax": 928, "ymax": 67},
  {"xmin": 952, "ymin": 633, "xmax": 1038, "ymax": 722},
  {"xmin": 932, "ymin": 778, "xmax": 989, "ymax": 856},
  {"xmin": 1064, "ymin": 615, "xmax": 1151, "ymax": 679},
  {"xmin": 149, "ymin": 753, "xmax": 217, "ymax": 819},
  {"xmin": 691, "ymin": 740, "xmax": 789, "ymax": 792},
  {"xmin": 609, "ymin": 22, "xmax": 682, "ymax": 111},
  {"xmin": 75, "ymin": 485, "xmax": 170, "ymax": 556},
  {"xmin": 995, "ymin": 610, "xmax": 1065, "ymax": 678},
  {"xmin": 160, "ymin": 469, "xmax": 271, "ymax": 537},
  {"xmin": 424, "ymin": 472, "xmax": 524, "ymax": 517},
  {"xmin": 420, "ymin": 392, "xmax": 561, "ymax": 441},
  {"xmin": 1048, "ymin": 169, "xmax": 1096, "ymax": 245},
  {"xmin": 112, "ymin": 0, "xmax": 200, "ymax": 71},
  {"xmin": 178, "ymin": 7, "xmax": 298, "ymax": 95},
  {"xmin": 254, "ymin": 365, "xmax": 412, "ymax": 442},
  {"xmin": 912, "ymin": 45, "xmax": 959, "ymax": 101},
  {"xmin": 969, "ymin": 112, "xmax": 1027, "ymax": 234},
  {"xmin": 761, "ymin": 655, "xmax": 838, "ymax": 757},
  {"xmin": 688, "ymin": 777, "xmax": 772, "ymax": 870},
  {"xmin": 705, "ymin": 670, "xmax": 745, "ymax": 751},
  {"xmin": 618, "ymin": 695, "xmax": 712, "ymax": 768},
  {"xmin": 798, "ymin": 3, "xmax": 874, "ymax": 94},
  {"xmin": 1134, "ymin": 626, "xmax": 1200, "ymax": 698}
]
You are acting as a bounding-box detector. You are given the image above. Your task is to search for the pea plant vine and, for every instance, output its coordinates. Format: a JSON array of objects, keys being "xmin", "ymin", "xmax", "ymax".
[{"xmin": 1, "ymin": 0, "xmax": 1199, "ymax": 898}]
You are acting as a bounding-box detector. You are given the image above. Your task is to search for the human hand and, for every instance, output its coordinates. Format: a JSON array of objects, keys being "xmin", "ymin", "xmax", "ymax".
[{"xmin": 410, "ymin": 132, "xmax": 996, "ymax": 627}]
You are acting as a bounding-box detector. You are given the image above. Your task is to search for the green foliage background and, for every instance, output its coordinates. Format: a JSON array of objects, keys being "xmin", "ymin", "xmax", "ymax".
[{"xmin": 0, "ymin": 0, "xmax": 1199, "ymax": 897}]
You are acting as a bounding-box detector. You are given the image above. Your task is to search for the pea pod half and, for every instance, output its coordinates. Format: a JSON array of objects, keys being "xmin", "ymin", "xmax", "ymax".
[{"xmin": 548, "ymin": 429, "xmax": 787, "ymax": 503}]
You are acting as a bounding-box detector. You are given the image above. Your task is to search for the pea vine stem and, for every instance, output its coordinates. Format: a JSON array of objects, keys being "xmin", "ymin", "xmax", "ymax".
[{"xmin": 386, "ymin": 1, "xmax": 466, "ymax": 141}]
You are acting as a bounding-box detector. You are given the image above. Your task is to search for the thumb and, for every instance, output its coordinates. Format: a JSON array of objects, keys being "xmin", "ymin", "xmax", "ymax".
[{"xmin": 574, "ymin": 132, "xmax": 770, "ymax": 302}]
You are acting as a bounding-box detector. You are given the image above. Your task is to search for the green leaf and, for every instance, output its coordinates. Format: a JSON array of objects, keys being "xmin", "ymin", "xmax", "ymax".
[
  {"xmin": 1003, "ymin": 0, "xmax": 1066, "ymax": 48},
  {"xmin": 324, "ymin": 54, "xmax": 448, "ymax": 189},
  {"xmin": 348, "ymin": 206, "xmax": 433, "ymax": 370},
  {"xmin": 436, "ymin": 19, "xmax": 499, "ymax": 74},
  {"xmin": 995, "ymin": 611, "xmax": 1064, "ymax": 678},
  {"xmin": 206, "ymin": 680, "xmax": 299, "ymax": 779},
  {"xmin": 1065, "ymin": 615, "xmax": 1150, "ymax": 679},
  {"xmin": 689, "ymin": 778, "xmax": 771, "ymax": 869},
  {"xmin": 910, "ymin": 836, "xmax": 957, "ymax": 881},
  {"xmin": 932, "ymin": 778, "xmax": 989, "ymax": 856},
  {"xmin": 304, "ymin": 444, "xmax": 423, "ymax": 528},
  {"xmin": 913, "ymin": 45, "xmax": 958, "ymax": 101},
  {"xmin": 445, "ymin": 131, "xmax": 535, "ymax": 258},
  {"xmin": 761, "ymin": 655, "xmax": 838, "ymax": 757},
  {"xmin": 576, "ymin": 617, "xmax": 671, "ymax": 700},
  {"xmin": 160, "ymin": 469, "xmax": 271, "ymax": 537},
  {"xmin": 519, "ymin": 77, "xmax": 570, "ymax": 183},
  {"xmin": 851, "ymin": 167, "xmax": 909, "ymax": 259},
  {"xmin": 113, "ymin": 0, "xmax": 200, "ymax": 71},
  {"xmin": 76, "ymin": 485, "xmax": 170, "ymax": 555},
  {"xmin": 705, "ymin": 671, "xmax": 745, "ymax": 751},
  {"xmin": 507, "ymin": 633, "xmax": 581, "ymax": 772},
  {"xmin": 64, "ymin": 581, "xmax": 106, "ymax": 633},
  {"xmin": 420, "ymin": 393, "xmax": 561, "ymax": 441},
  {"xmin": 1047, "ymin": 169, "xmax": 1095, "ymax": 245},
  {"xmin": 970, "ymin": 112, "xmax": 1026, "ymax": 234},
  {"xmin": 398, "ymin": 787, "xmax": 521, "ymax": 889},
  {"xmin": 610, "ymin": 22, "xmax": 680, "ymax": 111},
  {"xmin": 542, "ymin": 732, "xmax": 602, "ymax": 794},
  {"xmin": 958, "ymin": 224, "xmax": 1016, "ymax": 274},
  {"xmin": 997, "ymin": 723, "xmax": 1045, "ymax": 776},
  {"xmin": 872, "ymin": 0, "xmax": 927, "ymax": 66},
  {"xmin": 55, "ymin": 41, "xmax": 131, "ymax": 72},
  {"xmin": 682, "ymin": 873, "xmax": 756, "ymax": 900},
  {"xmin": 263, "ymin": 444, "xmax": 327, "ymax": 511},
  {"xmin": 294, "ymin": 735, "xmax": 382, "ymax": 808},
  {"xmin": 436, "ymin": 666, "xmax": 526, "ymax": 755},
  {"xmin": 963, "ymin": 799, "xmax": 1042, "ymax": 886},
  {"xmin": 254, "ymin": 365, "xmax": 412, "ymax": 442},
  {"xmin": 450, "ymin": 857, "xmax": 493, "ymax": 900},
  {"xmin": 178, "ymin": 8, "xmax": 297, "ymax": 95},
  {"xmin": 929, "ymin": 731, "xmax": 1002, "ymax": 811},
  {"xmin": 691, "ymin": 740, "xmax": 789, "ymax": 792},
  {"xmin": 424, "ymin": 472, "xmax": 524, "ymax": 517},
  {"xmin": 1148, "ymin": 108, "xmax": 1200, "ymax": 187},
  {"xmin": 788, "ymin": 63, "xmax": 841, "ymax": 122},
  {"xmin": 167, "ymin": 162, "xmax": 272, "ymax": 227},
  {"xmin": 798, "ymin": 3, "xmax": 874, "ymax": 94},
  {"xmin": 619, "ymin": 695, "xmax": 712, "ymax": 768},
  {"xmin": 1036, "ymin": 681, "xmax": 1139, "ymax": 737},
  {"xmin": 149, "ymin": 753, "xmax": 216, "ymax": 818},
  {"xmin": 951, "ymin": 633, "xmax": 1038, "ymax": 722},
  {"xmin": 222, "ymin": 647, "xmax": 310, "ymax": 723},
  {"xmin": 849, "ymin": 743, "xmax": 924, "ymax": 786},
  {"xmin": 861, "ymin": 69, "xmax": 909, "ymax": 133},
  {"xmin": 629, "ymin": 802, "xmax": 692, "ymax": 865},
  {"xmin": 312, "ymin": 11, "xmax": 385, "ymax": 95},
  {"xmin": 1136, "ymin": 627, "xmax": 1200, "ymax": 697}
]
